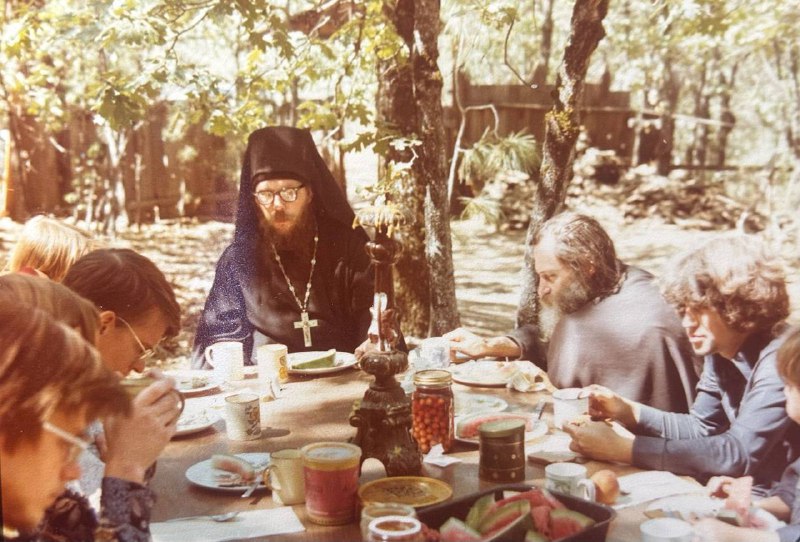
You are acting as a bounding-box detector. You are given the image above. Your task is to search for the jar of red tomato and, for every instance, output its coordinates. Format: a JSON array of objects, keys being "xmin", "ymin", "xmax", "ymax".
[{"xmin": 411, "ymin": 369, "xmax": 454, "ymax": 453}]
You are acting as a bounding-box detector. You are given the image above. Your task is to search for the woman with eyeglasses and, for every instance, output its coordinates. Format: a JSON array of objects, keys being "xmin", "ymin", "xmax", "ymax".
[{"xmin": 0, "ymin": 304, "xmax": 154, "ymax": 541}]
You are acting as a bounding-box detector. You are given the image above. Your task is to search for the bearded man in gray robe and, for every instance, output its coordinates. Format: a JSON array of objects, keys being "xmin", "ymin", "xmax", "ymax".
[{"xmin": 445, "ymin": 212, "xmax": 698, "ymax": 413}]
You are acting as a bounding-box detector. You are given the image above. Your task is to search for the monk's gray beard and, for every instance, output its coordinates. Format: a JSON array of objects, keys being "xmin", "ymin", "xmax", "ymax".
[
  {"xmin": 538, "ymin": 303, "xmax": 562, "ymax": 342},
  {"xmin": 538, "ymin": 279, "xmax": 594, "ymax": 342}
]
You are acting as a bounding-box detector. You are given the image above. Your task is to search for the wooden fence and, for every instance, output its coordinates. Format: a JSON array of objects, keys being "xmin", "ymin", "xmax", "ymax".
[{"xmin": 444, "ymin": 79, "xmax": 659, "ymax": 164}]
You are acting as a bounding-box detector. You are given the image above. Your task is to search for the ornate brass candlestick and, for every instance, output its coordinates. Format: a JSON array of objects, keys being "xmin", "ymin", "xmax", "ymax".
[{"xmin": 349, "ymin": 202, "xmax": 422, "ymax": 476}]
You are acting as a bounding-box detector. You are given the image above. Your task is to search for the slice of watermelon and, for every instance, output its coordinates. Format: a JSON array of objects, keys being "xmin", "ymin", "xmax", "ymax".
[
  {"xmin": 439, "ymin": 517, "xmax": 482, "ymax": 542},
  {"xmin": 465, "ymin": 493, "xmax": 495, "ymax": 530},
  {"xmin": 524, "ymin": 530, "xmax": 549, "ymax": 542},
  {"xmin": 548, "ymin": 508, "xmax": 595, "ymax": 540},
  {"xmin": 478, "ymin": 500, "xmax": 531, "ymax": 535},
  {"xmin": 531, "ymin": 505, "xmax": 552, "ymax": 538},
  {"xmin": 495, "ymin": 488, "xmax": 565, "ymax": 512}
]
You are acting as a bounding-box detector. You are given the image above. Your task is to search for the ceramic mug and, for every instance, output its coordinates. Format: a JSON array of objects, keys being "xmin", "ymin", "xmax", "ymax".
[
  {"xmin": 225, "ymin": 393, "xmax": 261, "ymax": 441},
  {"xmin": 545, "ymin": 462, "xmax": 596, "ymax": 501},
  {"xmin": 552, "ymin": 387, "xmax": 589, "ymax": 429},
  {"xmin": 205, "ymin": 341, "xmax": 244, "ymax": 382},
  {"xmin": 256, "ymin": 343, "xmax": 289, "ymax": 388},
  {"xmin": 119, "ymin": 376, "xmax": 185, "ymax": 420},
  {"xmin": 640, "ymin": 517, "xmax": 693, "ymax": 542},
  {"xmin": 263, "ymin": 449, "xmax": 305, "ymax": 505}
]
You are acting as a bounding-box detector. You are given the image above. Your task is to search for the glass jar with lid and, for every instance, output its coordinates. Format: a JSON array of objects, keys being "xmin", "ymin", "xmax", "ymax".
[
  {"xmin": 411, "ymin": 369, "xmax": 454, "ymax": 453},
  {"xmin": 367, "ymin": 516, "xmax": 425, "ymax": 542}
]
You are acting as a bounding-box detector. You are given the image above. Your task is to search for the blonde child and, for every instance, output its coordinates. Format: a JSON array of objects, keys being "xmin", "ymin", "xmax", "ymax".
[{"xmin": 5, "ymin": 215, "xmax": 93, "ymax": 281}]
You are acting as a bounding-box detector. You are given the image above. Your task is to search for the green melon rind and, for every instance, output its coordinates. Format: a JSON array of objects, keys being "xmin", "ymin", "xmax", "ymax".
[{"xmin": 291, "ymin": 349, "xmax": 337, "ymax": 369}]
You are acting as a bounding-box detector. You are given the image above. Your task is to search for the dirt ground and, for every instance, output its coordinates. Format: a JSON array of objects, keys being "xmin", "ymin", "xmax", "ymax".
[{"xmin": 1, "ymin": 197, "xmax": 798, "ymax": 370}]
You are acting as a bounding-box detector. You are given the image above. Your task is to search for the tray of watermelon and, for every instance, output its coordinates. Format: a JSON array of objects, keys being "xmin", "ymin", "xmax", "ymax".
[{"xmin": 416, "ymin": 484, "xmax": 615, "ymax": 542}]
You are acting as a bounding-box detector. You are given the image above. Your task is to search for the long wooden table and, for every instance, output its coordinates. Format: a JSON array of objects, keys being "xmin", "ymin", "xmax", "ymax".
[{"xmin": 150, "ymin": 368, "xmax": 696, "ymax": 541}]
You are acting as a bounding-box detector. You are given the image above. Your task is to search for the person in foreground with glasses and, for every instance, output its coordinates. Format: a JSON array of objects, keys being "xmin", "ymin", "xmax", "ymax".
[
  {"xmin": 31, "ymin": 248, "xmax": 182, "ymax": 541},
  {"xmin": 0, "ymin": 304, "xmax": 150, "ymax": 541},
  {"xmin": 193, "ymin": 126, "xmax": 402, "ymax": 367}
]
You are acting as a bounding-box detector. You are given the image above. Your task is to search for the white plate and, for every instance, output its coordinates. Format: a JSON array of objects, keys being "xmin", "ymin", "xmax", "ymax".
[
  {"xmin": 454, "ymin": 392, "xmax": 508, "ymax": 417},
  {"xmin": 174, "ymin": 408, "xmax": 220, "ymax": 437},
  {"xmin": 287, "ymin": 351, "xmax": 358, "ymax": 375},
  {"xmin": 165, "ymin": 370, "xmax": 222, "ymax": 396},
  {"xmin": 645, "ymin": 495, "xmax": 784, "ymax": 530},
  {"xmin": 185, "ymin": 453, "xmax": 270, "ymax": 492},
  {"xmin": 455, "ymin": 411, "xmax": 548, "ymax": 445},
  {"xmin": 645, "ymin": 495, "xmax": 723, "ymax": 520},
  {"xmin": 451, "ymin": 361, "xmax": 518, "ymax": 387}
]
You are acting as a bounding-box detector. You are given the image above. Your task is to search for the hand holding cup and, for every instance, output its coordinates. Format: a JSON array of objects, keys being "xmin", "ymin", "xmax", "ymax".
[
  {"xmin": 584, "ymin": 385, "xmax": 637, "ymax": 427},
  {"xmin": 105, "ymin": 373, "xmax": 182, "ymax": 483}
]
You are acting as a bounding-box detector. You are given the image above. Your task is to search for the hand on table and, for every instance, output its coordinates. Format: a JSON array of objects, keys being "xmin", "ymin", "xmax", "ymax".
[
  {"xmin": 562, "ymin": 418, "xmax": 635, "ymax": 464},
  {"xmin": 443, "ymin": 327, "xmax": 486, "ymax": 362},
  {"xmin": 584, "ymin": 384, "xmax": 639, "ymax": 428},
  {"xmin": 104, "ymin": 373, "xmax": 180, "ymax": 484}
]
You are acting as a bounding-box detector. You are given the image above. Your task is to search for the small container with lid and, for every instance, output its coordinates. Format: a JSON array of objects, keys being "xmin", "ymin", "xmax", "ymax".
[
  {"xmin": 367, "ymin": 516, "xmax": 425, "ymax": 542},
  {"xmin": 301, "ymin": 442, "xmax": 362, "ymax": 525},
  {"xmin": 411, "ymin": 369, "xmax": 454, "ymax": 453},
  {"xmin": 478, "ymin": 419, "xmax": 526, "ymax": 482}
]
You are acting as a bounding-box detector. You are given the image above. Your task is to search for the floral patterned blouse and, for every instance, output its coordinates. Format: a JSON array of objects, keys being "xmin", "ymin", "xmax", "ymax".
[{"xmin": 9, "ymin": 477, "xmax": 154, "ymax": 542}]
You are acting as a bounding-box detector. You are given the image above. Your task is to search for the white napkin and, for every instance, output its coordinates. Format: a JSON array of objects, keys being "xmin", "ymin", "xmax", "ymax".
[
  {"xmin": 614, "ymin": 471, "xmax": 704, "ymax": 509},
  {"xmin": 151, "ymin": 507, "xmax": 305, "ymax": 542},
  {"xmin": 525, "ymin": 433, "xmax": 582, "ymax": 463},
  {"xmin": 422, "ymin": 444, "xmax": 461, "ymax": 467},
  {"xmin": 506, "ymin": 362, "xmax": 547, "ymax": 392}
]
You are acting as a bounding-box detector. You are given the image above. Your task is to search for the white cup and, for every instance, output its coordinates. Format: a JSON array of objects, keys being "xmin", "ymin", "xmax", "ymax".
[
  {"xmin": 264, "ymin": 449, "xmax": 305, "ymax": 505},
  {"xmin": 640, "ymin": 518, "xmax": 693, "ymax": 542},
  {"xmin": 552, "ymin": 387, "xmax": 588, "ymax": 429},
  {"xmin": 417, "ymin": 337, "xmax": 449, "ymax": 370},
  {"xmin": 545, "ymin": 462, "xmax": 595, "ymax": 500},
  {"xmin": 256, "ymin": 343, "xmax": 289, "ymax": 386},
  {"xmin": 225, "ymin": 393, "xmax": 261, "ymax": 441},
  {"xmin": 205, "ymin": 341, "xmax": 244, "ymax": 382}
]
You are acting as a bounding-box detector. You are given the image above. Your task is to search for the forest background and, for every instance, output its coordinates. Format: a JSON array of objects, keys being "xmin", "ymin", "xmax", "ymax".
[{"xmin": 1, "ymin": 0, "xmax": 800, "ymax": 364}]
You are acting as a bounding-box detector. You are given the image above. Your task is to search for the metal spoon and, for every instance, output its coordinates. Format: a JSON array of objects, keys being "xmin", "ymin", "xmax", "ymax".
[{"xmin": 164, "ymin": 512, "xmax": 240, "ymax": 523}]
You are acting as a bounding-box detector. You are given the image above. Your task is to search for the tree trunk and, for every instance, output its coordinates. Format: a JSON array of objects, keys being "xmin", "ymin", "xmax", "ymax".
[
  {"xmin": 685, "ymin": 62, "xmax": 708, "ymax": 167},
  {"xmin": 656, "ymin": 56, "xmax": 680, "ymax": 176},
  {"xmin": 716, "ymin": 63, "xmax": 738, "ymax": 167},
  {"xmin": 379, "ymin": 0, "xmax": 459, "ymax": 338},
  {"xmin": 530, "ymin": 0, "xmax": 555, "ymax": 85},
  {"xmin": 379, "ymin": 0, "xmax": 428, "ymax": 338},
  {"xmin": 414, "ymin": 0, "xmax": 459, "ymax": 336},
  {"xmin": 516, "ymin": 0, "xmax": 610, "ymax": 328}
]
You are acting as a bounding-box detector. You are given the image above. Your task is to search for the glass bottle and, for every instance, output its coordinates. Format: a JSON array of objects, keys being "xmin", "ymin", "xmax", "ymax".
[
  {"xmin": 411, "ymin": 369, "xmax": 454, "ymax": 453},
  {"xmin": 367, "ymin": 516, "xmax": 425, "ymax": 542}
]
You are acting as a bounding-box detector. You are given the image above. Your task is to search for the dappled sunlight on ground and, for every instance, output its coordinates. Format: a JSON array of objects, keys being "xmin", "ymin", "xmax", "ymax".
[{"xmin": 1, "ymin": 198, "xmax": 798, "ymax": 370}]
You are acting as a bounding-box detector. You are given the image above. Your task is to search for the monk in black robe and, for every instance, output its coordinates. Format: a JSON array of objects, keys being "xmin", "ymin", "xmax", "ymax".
[{"xmin": 192, "ymin": 127, "xmax": 374, "ymax": 366}]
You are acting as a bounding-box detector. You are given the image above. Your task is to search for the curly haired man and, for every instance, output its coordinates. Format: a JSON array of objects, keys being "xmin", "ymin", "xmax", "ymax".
[{"xmin": 566, "ymin": 235, "xmax": 800, "ymax": 494}]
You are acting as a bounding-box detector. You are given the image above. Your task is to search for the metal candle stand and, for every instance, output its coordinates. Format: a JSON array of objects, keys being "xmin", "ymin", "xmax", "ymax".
[{"xmin": 349, "ymin": 204, "xmax": 422, "ymax": 476}]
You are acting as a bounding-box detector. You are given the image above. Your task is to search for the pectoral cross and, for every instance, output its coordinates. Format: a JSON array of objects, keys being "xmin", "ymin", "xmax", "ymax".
[{"xmin": 294, "ymin": 311, "xmax": 319, "ymax": 347}]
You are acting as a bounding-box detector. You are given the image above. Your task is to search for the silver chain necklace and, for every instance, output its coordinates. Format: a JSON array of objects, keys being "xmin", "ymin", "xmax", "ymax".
[{"xmin": 271, "ymin": 231, "xmax": 320, "ymax": 347}]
